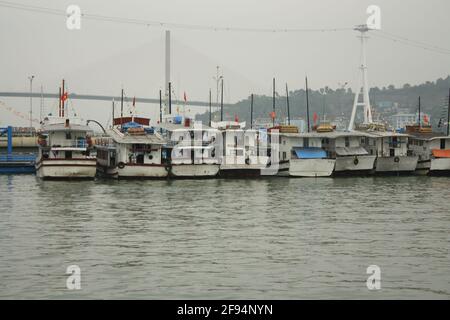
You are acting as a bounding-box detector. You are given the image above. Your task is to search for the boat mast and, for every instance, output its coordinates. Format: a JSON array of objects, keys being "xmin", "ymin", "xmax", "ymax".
[
  {"xmin": 112, "ymin": 98, "xmax": 115, "ymax": 128},
  {"xmin": 418, "ymin": 96, "xmax": 421, "ymax": 128},
  {"xmin": 286, "ymin": 84, "xmax": 290, "ymax": 125},
  {"xmin": 220, "ymin": 78, "xmax": 224, "ymax": 121},
  {"xmin": 348, "ymin": 24, "xmax": 373, "ymax": 130},
  {"xmin": 159, "ymin": 89, "xmax": 163, "ymax": 123},
  {"xmin": 447, "ymin": 88, "xmax": 450, "ymax": 136},
  {"xmin": 306, "ymin": 76, "xmax": 310, "ymax": 133},
  {"xmin": 272, "ymin": 78, "xmax": 276, "ymax": 127},
  {"xmin": 62, "ymin": 79, "xmax": 65, "ymax": 118},
  {"xmin": 250, "ymin": 93, "xmax": 254, "ymax": 129},
  {"xmin": 169, "ymin": 82, "xmax": 172, "ymax": 115},
  {"xmin": 209, "ymin": 89, "xmax": 212, "ymax": 127},
  {"xmin": 120, "ymin": 88, "xmax": 124, "ymax": 125},
  {"xmin": 58, "ymin": 87, "xmax": 62, "ymax": 118}
]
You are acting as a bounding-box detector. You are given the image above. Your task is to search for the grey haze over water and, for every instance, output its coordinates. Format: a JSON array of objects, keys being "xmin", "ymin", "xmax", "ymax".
[
  {"xmin": 1, "ymin": 0, "xmax": 450, "ymax": 127},
  {"xmin": 0, "ymin": 175, "xmax": 449, "ymax": 299}
]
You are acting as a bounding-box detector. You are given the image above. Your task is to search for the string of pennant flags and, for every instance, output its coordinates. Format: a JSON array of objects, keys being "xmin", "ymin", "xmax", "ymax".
[{"xmin": 0, "ymin": 100, "xmax": 40, "ymax": 125}]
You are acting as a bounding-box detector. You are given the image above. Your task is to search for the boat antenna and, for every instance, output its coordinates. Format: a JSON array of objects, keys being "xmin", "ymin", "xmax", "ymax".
[
  {"xmin": 306, "ymin": 76, "xmax": 311, "ymax": 132},
  {"xmin": 250, "ymin": 93, "xmax": 254, "ymax": 129},
  {"xmin": 220, "ymin": 78, "xmax": 224, "ymax": 121},
  {"xmin": 286, "ymin": 84, "xmax": 290, "ymax": 126}
]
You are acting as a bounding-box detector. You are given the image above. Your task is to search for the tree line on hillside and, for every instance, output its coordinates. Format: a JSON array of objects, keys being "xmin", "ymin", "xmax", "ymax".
[{"xmin": 196, "ymin": 76, "xmax": 450, "ymax": 129}]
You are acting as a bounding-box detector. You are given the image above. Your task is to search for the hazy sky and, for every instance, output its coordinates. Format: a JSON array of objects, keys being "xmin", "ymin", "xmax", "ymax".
[{"xmin": 1, "ymin": 0, "xmax": 450, "ymax": 127}]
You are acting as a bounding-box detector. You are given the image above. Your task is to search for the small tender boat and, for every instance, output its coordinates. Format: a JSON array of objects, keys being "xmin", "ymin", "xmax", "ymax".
[{"xmin": 36, "ymin": 117, "xmax": 96, "ymax": 179}]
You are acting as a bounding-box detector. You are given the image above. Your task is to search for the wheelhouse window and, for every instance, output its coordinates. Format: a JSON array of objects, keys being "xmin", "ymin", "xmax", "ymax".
[{"xmin": 440, "ymin": 139, "xmax": 446, "ymax": 150}]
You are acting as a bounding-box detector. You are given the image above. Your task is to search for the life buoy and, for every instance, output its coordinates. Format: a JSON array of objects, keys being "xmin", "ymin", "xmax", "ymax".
[
  {"xmin": 394, "ymin": 156, "xmax": 400, "ymax": 163},
  {"xmin": 118, "ymin": 162, "xmax": 125, "ymax": 169},
  {"xmin": 353, "ymin": 157, "xmax": 359, "ymax": 166}
]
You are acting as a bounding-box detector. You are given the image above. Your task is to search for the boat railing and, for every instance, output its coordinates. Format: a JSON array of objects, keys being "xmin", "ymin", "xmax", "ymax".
[
  {"xmin": 0, "ymin": 154, "xmax": 36, "ymax": 163},
  {"xmin": 44, "ymin": 139, "xmax": 89, "ymax": 149}
]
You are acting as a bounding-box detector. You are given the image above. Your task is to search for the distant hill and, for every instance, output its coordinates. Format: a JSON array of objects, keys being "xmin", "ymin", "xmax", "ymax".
[{"xmin": 196, "ymin": 76, "xmax": 450, "ymax": 130}]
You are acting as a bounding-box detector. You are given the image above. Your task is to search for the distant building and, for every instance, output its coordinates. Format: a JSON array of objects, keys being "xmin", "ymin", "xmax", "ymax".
[{"xmin": 392, "ymin": 112, "xmax": 431, "ymax": 130}]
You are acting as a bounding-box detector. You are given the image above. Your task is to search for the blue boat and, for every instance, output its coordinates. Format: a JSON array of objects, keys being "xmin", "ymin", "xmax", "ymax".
[{"xmin": 0, "ymin": 126, "xmax": 36, "ymax": 174}]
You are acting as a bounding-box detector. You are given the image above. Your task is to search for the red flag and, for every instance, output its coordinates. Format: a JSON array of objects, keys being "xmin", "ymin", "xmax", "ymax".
[
  {"xmin": 313, "ymin": 112, "xmax": 318, "ymax": 124},
  {"xmin": 234, "ymin": 114, "xmax": 239, "ymax": 122},
  {"xmin": 270, "ymin": 111, "xmax": 276, "ymax": 119},
  {"xmin": 183, "ymin": 92, "xmax": 187, "ymax": 102},
  {"xmin": 423, "ymin": 114, "xmax": 429, "ymax": 124},
  {"xmin": 61, "ymin": 92, "xmax": 68, "ymax": 102}
]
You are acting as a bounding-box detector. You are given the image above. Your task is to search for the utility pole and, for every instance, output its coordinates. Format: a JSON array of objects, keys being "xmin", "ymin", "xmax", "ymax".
[{"xmin": 28, "ymin": 75, "xmax": 35, "ymax": 133}]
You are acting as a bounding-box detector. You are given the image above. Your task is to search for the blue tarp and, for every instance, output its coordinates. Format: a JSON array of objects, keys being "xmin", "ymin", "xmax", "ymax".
[
  {"xmin": 121, "ymin": 122, "xmax": 143, "ymax": 130},
  {"xmin": 293, "ymin": 147, "xmax": 327, "ymax": 159}
]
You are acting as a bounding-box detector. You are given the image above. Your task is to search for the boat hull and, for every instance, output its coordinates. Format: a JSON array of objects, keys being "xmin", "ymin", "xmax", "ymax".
[
  {"xmin": 116, "ymin": 164, "xmax": 169, "ymax": 179},
  {"xmin": 219, "ymin": 164, "xmax": 265, "ymax": 178},
  {"xmin": 429, "ymin": 158, "xmax": 450, "ymax": 175},
  {"xmin": 375, "ymin": 156, "xmax": 418, "ymax": 174},
  {"xmin": 288, "ymin": 159, "xmax": 335, "ymax": 177},
  {"xmin": 334, "ymin": 155, "xmax": 376, "ymax": 174},
  {"xmin": 171, "ymin": 164, "xmax": 219, "ymax": 178},
  {"xmin": 414, "ymin": 159, "xmax": 431, "ymax": 175},
  {"xmin": 36, "ymin": 159, "xmax": 96, "ymax": 179}
]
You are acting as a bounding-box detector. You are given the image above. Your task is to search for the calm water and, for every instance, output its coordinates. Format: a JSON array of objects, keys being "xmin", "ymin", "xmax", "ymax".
[{"xmin": 0, "ymin": 175, "xmax": 449, "ymax": 299}]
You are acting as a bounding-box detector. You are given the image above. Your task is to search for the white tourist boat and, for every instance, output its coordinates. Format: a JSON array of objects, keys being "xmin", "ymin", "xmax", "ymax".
[
  {"xmin": 316, "ymin": 124, "xmax": 376, "ymax": 175},
  {"xmin": 359, "ymin": 127, "xmax": 418, "ymax": 174},
  {"xmin": 96, "ymin": 117, "xmax": 169, "ymax": 179},
  {"xmin": 211, "ymin": 121, "xmax": 270, "ymax": 178},
  {"xmin": 428, "ymin": 136, "xmax": 450, "ymax": 175},
  {"xmin": 36, "ymin": 116, "xmax": 96, "ymax": 179},
  {"xmin": 275, "ymin": 125, "xmax": 335, "ymax": 177},
  {"xmin": 156, "ymin": 118, "xmax": 220, "ymax": 178}
]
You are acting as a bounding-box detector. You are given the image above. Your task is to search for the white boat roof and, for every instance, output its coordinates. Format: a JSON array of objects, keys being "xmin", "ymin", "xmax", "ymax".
[
  {"xmin": 155, "ymin": 122, "xmax": 216, "ymax": 132},
  {"xmin": 40, "ymin": 116, "xmax": 92, "ymax": 133},
  {"xmin": 41, "ymin": 122, "xmax": 92, "ymax": 133},
  {"xmin": 278, "ymin": 131, "xmax": 371, "ymax": 139},
  {"xmin": 107, "ymin": 128, "xmax": 166, "ymax": 145}
]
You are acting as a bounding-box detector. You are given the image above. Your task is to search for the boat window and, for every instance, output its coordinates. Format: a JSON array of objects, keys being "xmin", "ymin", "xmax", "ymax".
[
  {"xmin": 283, "ymin": 152, "xmax": 286, "ymax": 160},
  {"xmin": 65, "ymin": 151, "xmax": 72, "ymax": 159},
  {"xmin": 440, "ymin": 139, "xmax": 446, "ymax": 150},
  {"xmin": 390, "ymin": 149, "xmax": 395, "ymax": 157},
  {"xmin": 304, "ymin": 138, "xmax": 309, "ymax": 148},
  {"xmin": 345, "ymin": 137, "xmax": 350, "ymax": 147},
  {"xmin": 66, "ymin": 132, "xmax": 72, "ymax": 140},
  {"xmin": 136, "ymin": 154, "xmax": 144, "ymax": 164}
]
